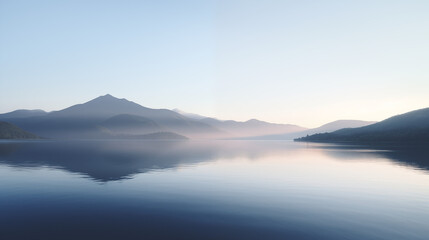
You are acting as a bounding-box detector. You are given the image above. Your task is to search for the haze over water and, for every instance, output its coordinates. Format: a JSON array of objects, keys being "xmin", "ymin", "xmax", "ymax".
[{"xmin": 1, "ymin": 140, "xmax": 428, "ymax": 240}]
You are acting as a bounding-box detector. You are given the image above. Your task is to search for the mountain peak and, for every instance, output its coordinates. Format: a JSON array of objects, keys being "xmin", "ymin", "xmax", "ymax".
[
  {"xmin": 95, "ymin": 94, "xmax": 119, "ymax": 100},
  {"xmin": 48, "ymin": 94, "xmax": 147, "ymax": 119},
  {"xmin": 246, "ymin": 119, "xmax": 264, "ymax": 123},
  {"xmin": 88, "ymin": 94, "xmax": 130, "ymax": 104}
]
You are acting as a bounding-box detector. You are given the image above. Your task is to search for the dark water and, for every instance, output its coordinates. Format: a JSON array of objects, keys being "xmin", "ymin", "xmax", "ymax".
[{"xmin": 0, "ymin": 140, "xmax": 428, "ymax": 240}]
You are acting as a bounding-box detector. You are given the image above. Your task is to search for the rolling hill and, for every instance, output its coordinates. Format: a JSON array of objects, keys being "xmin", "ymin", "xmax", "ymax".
[
  {"xmin": 0, "ymin": 121, "xmax": 39, "ymax": 139},
  {"xmin": 296, "ymin": 107, "xmax": 429, "ymax": 142}
]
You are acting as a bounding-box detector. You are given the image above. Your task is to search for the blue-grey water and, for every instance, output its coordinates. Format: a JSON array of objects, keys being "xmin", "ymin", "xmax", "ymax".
[{"xmin": 0, "ymin": 140, "xmax": 428, "ymax": 240}]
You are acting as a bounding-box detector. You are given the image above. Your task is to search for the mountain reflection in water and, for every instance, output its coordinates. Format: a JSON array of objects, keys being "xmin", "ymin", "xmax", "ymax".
[
  {"xmin": 0, "ymin": 140, "xmax": 428, "ymax": 240},
  {"xmin": 0, "ymin": 140, "xmax": 428, "ymax": 181}
]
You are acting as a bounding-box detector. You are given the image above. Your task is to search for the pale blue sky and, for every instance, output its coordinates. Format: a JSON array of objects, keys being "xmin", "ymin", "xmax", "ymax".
[{"xmin": 1, "ymin": 0, "xmax": 428, "ymax": 127}]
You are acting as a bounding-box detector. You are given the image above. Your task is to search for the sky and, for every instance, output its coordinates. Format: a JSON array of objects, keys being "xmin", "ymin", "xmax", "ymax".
[{"xmin": 1, "ymin": 0, "xmax": 428, "ymax": 128}]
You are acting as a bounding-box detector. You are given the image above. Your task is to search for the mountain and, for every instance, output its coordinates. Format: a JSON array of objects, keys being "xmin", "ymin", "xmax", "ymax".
[
  {"xmin": 100, "ymin": 114, "xmax": 162, "ymax": 135},
  {"xmin": 172, "ymin": 109, "xmax": 206, "ymax": 120},
  {"xmin": 0, "ymin": 94, "xmax": 221, "ymax": 139},
  {"xmin": 49, "ymin": 94, "xmax": 151, "ymax": 119},
  {"xmin": 200, "ymin": 117, "xmax": 306, "ymax": 138},
  {"xmin": 174, "ymin": 109, "xmax": 308, "ymax": 138},
  {"xmin": 0, "ymin": 109, "xmax": 47, "ymax": 119},
  {"xmin": 0, "ymin": 121, "xmax": 39, "ymax": 139},
  {"xmin": 251, "ymin": 120, "xmax": 376, "ymax": 140},
  {"xmin": 296, "ymin": 107, "xmax": 429, "ymax": 142},
  {"xmin": 0, "ymin": 94, "xmax": 312, "ymax": 139}
]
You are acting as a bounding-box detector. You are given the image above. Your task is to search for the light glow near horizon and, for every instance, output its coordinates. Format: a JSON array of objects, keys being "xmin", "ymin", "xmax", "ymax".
[{"xmin": 1, "ymin": 0, "xmax": 428, "ymax": 128}]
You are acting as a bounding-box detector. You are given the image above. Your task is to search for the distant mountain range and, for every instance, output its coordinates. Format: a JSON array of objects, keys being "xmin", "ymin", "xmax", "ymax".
[
  {"xmin": 5, "ymin": 94, "xmax": 424, "ymax": 142},
  {"xmin": 200, "ymin": 118, "xmax": 306, "ymax": 138},
  {"xmin": 0, "ymin": 94, "xmax": 305, "ymax": 139},
  {"xmin": 0, "ymin": 95, "xmax": 215, "ymax": 139},
  {"xmin": 247, "ymin": 120, "xmax": 376, "ymax": 140},
  {"xmin": 173, "ymin": 109, "xmax": 307, "ymax": 137},
  {"xmin": 296, "ymin": 107, "xmax": 429, "ymax": 142}
]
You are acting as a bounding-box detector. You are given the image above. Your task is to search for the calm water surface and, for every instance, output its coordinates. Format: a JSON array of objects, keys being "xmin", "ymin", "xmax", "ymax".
[{"xmin": 0, "ymin": 140, "xmax": 428, "ymax": 240}]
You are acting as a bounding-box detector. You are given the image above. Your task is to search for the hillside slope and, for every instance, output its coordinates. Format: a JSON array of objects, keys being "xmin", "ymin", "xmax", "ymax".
[
  {"xmin": 0, "ymin": 121, "xmax": 39, "ymax": 139},
  {"xmin": 296, "ymin": 108, "xmax": 429, "ymax": 142}
]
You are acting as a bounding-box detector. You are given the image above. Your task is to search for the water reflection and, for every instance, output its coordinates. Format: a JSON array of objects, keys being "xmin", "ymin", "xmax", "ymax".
[
  {"xmin": 0, "ymin": 140, "xmax": 428, "ymax": 182},
  {"xmin": 0, "ymin": 140, "xmax": 428, "ymax": 240},
  {"xmin": 311, "ymin": 143, "xmax": 429, "ymax": 171},
  {"xmin": 0, "ymin": 140, "xmax": 307, "ymax": 181}
]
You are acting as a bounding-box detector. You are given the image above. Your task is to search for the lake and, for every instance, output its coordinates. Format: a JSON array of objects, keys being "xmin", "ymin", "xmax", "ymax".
[{"xmin": 0, "ymin": 140, "xmax": 428, "ymax": 240}]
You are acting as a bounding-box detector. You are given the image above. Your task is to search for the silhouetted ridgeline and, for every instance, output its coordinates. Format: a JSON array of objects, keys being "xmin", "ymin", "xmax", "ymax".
[
  {"xmin": 0, "ymin": 95, "xmax": 219, "ymax": 139},
  {"xmin": 295, "ymin": 107, "xmax": 429, "ymax": 142},
  {"xmin": 3, "ymin": 94, "xmax": 427, "ymax": 141},
  {"xmin": 0, "ymin": 121, "xmax": 39, "ymax": 139},
  {"xmin": 0, "ymin": 94, "xmax": 305, "ymax": 139},
  {"xmin": 0, "ymin": 109, "xmax": 47, "ymax": 118}
]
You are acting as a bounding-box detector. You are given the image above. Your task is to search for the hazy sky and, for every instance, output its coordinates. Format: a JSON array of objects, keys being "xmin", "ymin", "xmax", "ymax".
[{"xmin": 1, "ymin": 0, "xmax": 428, "ymax": 127}]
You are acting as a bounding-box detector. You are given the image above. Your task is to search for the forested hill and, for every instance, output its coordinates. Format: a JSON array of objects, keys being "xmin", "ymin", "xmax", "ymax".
[
  {"xmin": 0, "ymin": 121, "xmax": 40, "ymax": 139},
  {"xmin": 295, "ymin": 107, "xmax": 429, "ymax": 142}
]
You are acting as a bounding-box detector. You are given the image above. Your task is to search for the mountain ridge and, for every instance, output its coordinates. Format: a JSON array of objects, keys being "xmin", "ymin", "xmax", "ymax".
[
  {"xmin": 0, "ymin": 95, "xmax": 221, "ymax": 139},
  {"xmin": 5, "ymin": 94, "xmax": 424, "ymax": 141},
  {"xmin": 296, "ymin": 107, "xmax": 429, "ymax": 142},
  {"xmin": 0, "ymin": 109, "xmax": 48, "ymax": 119},
  {"xmin": 0, "ymin": 94, "xmax": 221, "ymax": 138},
  {"xmin": 0, "ymin": 94, "xmax": 310, "ymax": 139},
  {"xmin": 200, "ymin": 117, "xmax": 306, "ymax": 138}
]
